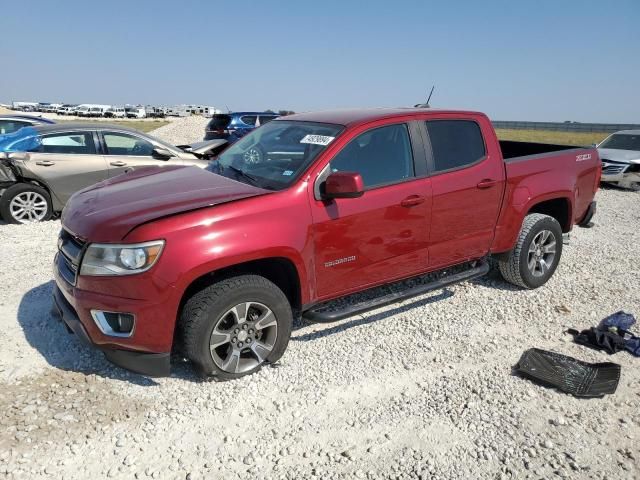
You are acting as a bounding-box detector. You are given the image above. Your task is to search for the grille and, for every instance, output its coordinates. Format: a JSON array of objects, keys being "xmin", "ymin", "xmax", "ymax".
[
  {"xmin": 601, "ymin": 160, "xmax": 627, "ymax": 176},
  {"xmin": 56, "ymin": 229, "xmax": 85, "ymax": 286},
  {"xmin": 602, "ymin": 165, "xmax": 626, "ymax": 175}
]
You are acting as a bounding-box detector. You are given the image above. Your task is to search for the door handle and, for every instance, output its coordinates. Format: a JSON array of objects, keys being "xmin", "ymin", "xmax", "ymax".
[
  {"xmin": 35, "ymin": 160, "xmax": 55, "ymax": 166},
  {"xmin": 400, "ymin": 195, "xmax": 425, "ymax": 207},
  {"xmin": 110, "ymin": 161, "xmax": 127, "ymax": 167},
  {"xmin": 477, "ymin": 179, "xmax": 497, "ymax": 189}
]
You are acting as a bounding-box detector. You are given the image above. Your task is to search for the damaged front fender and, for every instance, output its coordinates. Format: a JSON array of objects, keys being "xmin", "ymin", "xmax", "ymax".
[{"xmin": 0, "ymin": 154, "xmax": 19, "ymax": 184}]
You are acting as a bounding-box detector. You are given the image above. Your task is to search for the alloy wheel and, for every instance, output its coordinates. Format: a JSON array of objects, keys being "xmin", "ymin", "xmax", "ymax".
[
  {"xmin": 527, "ymin": 229, "xmax": 557, "ymax": 277},
  {"xmin": 209, "ymin": 302, "xmax": 278, "ymax": 374},
  {"xmin": 9, "ymin": 191, "xmax": 48, "ymax": 223}
]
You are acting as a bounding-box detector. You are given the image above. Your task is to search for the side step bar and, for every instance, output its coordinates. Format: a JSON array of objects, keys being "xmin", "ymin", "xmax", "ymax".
[{"xmin": 302, "ymin": 260, "xmax": 490, "ymax": 323}]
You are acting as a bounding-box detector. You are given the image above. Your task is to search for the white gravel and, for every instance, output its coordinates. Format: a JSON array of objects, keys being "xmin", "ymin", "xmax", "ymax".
[
  {"xmin": 0, "ymin": 188, "xmax": 639, "ymax": 479},
  {"xmin": 149, "ymin": 115, "xmax": 210, "ymax": 145}
]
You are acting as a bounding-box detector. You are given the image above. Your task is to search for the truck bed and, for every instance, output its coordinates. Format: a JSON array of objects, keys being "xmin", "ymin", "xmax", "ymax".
[
  {"xmin": 499, "ymin": 140, "xmax": 578, "ymax": 161},
  {"xmin": 490, "ymin": 142, "xmax": 600, "ymax": 254}
]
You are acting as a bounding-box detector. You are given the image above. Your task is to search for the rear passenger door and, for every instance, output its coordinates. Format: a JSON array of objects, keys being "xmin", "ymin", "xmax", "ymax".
[
  {"xmin": 26, "ymin": 130, "xmax": 107, "ymax": 204},
  {"xmin": 100, "ymin": 131, "xmax": 172, "ymax": 177},
  {"xmin": 310, "ymin": 122, "xmax": 432, "ymax": 298},
  {"xmin": 421, "ymin": 118, "xmax": 504, "ymax": 269}
]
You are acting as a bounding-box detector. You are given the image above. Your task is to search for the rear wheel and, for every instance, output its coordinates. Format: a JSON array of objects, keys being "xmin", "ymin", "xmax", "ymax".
[
  {"xmin": 180, "ymin": 275, "xmax": 292, "ymax": 379},
  {"xmin": 498, "ymin": 213, "xmax": 563, "ymax": 289},
  {"xmin": 0, "ymin": 183, "xmax": 53, "ymax": 224}
]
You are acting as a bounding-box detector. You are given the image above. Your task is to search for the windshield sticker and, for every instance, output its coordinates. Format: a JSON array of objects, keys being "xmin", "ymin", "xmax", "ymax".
[
  {"xmin": 300, "ymin": 134, "xmax": 335, "ymax": 146},
  {"xmin": 282, "ymin": 170, "xmax": 294, "ymax": 176}
]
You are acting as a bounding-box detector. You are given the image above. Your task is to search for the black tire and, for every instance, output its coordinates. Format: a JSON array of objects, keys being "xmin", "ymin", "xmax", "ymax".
[
  {"xmin": 180, "ymin": 275, "xmax": 292, "ymax": 380},
  {"xmin": 498, "ymin": 213, "xmax": 563, "ymax": 289},
  {"xmin": 0, "ymin": 183, "xmax": 53, "ymax": 224}
]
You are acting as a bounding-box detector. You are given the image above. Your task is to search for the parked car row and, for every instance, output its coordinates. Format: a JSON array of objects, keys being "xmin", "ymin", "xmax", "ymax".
[{"xmin": 11, "ymin": 103, "xmax": 165, "ymax": 118}]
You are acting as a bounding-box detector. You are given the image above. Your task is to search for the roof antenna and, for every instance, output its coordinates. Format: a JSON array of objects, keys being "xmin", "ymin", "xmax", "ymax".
[{"xmin": 414, "ymin": 86, "xmax": 435, "ymax": 108}]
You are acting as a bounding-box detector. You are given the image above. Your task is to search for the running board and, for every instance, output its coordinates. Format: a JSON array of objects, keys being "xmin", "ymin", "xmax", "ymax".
[{"xmin": 303, "ymin": 260, "xmax": 490, "ymax": 323}]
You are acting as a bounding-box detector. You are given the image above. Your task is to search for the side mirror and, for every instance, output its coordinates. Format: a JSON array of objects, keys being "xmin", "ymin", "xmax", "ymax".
[
  {"xmin": 324, "ymin": 171, "xmax": 364, "ymax": 199},
  {"xmin": 152, "ymin": 147, "xmax": 174, "ymax": 159}
]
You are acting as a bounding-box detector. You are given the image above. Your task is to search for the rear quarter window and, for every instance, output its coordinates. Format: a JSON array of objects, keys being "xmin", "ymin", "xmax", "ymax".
[
  {"xmin": 207, "ymin": 115, "xmax": 232, "ymax": 130},
  {"xmin": 425, "ymin": 120, "xmax": 486, "ymax": 173},
  {"xmin": 240, "ymin": 115, "xmax": 257, "ymax": 127}
]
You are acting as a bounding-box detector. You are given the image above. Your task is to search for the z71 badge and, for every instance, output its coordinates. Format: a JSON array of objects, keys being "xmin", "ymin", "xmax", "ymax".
[{"xmin": 576, "ymin": 153, "xmax": 592, "ymax": 162}]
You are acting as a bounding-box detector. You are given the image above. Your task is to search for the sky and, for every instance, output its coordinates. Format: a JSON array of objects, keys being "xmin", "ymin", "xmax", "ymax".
[{"xmin": 2, "ymin": 0, "xmax": 639, "ymax": 122}]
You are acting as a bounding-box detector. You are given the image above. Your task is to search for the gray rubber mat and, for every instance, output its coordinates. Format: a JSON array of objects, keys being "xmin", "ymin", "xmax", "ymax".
[{"xmin": 515, "ymin": 348, "xmax": 620, "ymax": 398}]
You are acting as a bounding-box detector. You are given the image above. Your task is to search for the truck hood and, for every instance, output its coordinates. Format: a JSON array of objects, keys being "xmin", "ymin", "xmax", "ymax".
[
  {"xmin": 62, "ymin": 165, "xmax": 268, "ymax": 242},
  {"xmin": 597, "ymin": 148, "xmax": 640, "ymax": 164}
]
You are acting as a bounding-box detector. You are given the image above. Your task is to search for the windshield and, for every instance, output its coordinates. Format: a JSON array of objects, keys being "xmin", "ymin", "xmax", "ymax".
[
  {"xmin": 206, "ymin": 120, "xmax": 343, "ymax": 190},
  {"xmin": 599, "ymin": 133, "xmax": 640, "ymax": 151}
]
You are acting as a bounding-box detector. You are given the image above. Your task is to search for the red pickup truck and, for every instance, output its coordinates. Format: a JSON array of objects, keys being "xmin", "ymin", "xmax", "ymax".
[{"xmin": 52, "ymin": 108, "xmax": 600, "ymax": 378}]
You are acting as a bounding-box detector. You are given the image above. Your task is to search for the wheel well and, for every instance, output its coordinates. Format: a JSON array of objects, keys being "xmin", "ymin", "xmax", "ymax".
[
  {"xmin": 527, "ymin": 198, "xmax": 571, "ymax": 232},
  {"xmin": 180, "ymin": 257, "xmax": 302, "ymax": 315}
]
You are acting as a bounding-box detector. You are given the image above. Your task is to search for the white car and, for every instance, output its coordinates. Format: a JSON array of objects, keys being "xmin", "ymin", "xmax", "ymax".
[
  {"xmin": 598, "ymin": 130, "xmax": 640, "ymax": 190},
  {"xmin": 126, "ymin": 107, "xmax": 146, "ymax": 118},
  {"xmin": 104, "ymin": 107, "xmax": 126, "ymax": 118}
]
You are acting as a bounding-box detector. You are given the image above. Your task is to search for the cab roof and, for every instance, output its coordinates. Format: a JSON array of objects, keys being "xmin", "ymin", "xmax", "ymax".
[{"xmin": 280, "ymin": 108, "xmax": 484, "ymax": 127}]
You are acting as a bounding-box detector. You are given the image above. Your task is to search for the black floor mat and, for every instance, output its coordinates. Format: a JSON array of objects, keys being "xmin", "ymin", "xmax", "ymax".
[{"xmin": 515, "ymin": 348, "xmax": 621, "ymax": 398}]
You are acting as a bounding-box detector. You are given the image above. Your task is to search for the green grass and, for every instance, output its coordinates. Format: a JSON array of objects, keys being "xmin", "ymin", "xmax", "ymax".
[
  {"xmin": 495, "ymin": 128, "xmax": 608, "ymax": 147},
  {"xmin": 57, "ymin": 119, "xmax": 170, "ymax": 133}
]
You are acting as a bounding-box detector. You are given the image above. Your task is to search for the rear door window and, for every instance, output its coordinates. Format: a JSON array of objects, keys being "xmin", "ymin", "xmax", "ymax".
[
  {"xmin": 425, "ymin": 120, "xmax": 486, "ymax": 173},
  {"xmin": 40, "ymin": 132, "xmax": 97, "ymax": 154}
]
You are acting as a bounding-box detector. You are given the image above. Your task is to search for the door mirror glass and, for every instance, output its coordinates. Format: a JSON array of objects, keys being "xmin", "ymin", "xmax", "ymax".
[
  {"xmin": 324, "ymin": 171, "xmax": 364, "ymax": 199},
  {"xmin": 152, "ymin": 147, "xmax": 174, "ymax": 159}
]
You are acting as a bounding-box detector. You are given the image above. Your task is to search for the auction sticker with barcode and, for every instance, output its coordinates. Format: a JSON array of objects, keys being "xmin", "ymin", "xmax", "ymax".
[{"xmin": 300, "ymin": 135, "xmax": 335, "ymax": 146}]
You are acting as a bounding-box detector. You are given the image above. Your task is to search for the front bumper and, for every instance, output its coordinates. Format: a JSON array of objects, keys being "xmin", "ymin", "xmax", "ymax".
[
  {"xmin": 52, "ymin": 285, "xmax": 170, "ymax": 376},
  {"xmin": 601, "ymin": 163, "xmax": 640, "ymax": 189}
]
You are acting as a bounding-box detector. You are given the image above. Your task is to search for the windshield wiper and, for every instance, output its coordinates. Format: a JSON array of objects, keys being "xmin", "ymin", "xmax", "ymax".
[{"xmin": 225, "ymin": 165, "xmax": 261, "ymax": 187}]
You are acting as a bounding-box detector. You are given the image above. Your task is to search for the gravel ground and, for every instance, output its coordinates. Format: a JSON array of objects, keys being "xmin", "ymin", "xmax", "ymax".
[
  {"xmin": 0, "ymin": 188, "xmax": 639, "ymax": 480},
  {"xmin": 148, "ymin": 115, "xmax": 210, "ymax": 145}
]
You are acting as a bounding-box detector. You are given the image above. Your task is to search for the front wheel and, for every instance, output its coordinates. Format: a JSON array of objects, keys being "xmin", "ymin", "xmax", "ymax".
[
  {"xmin": 0, "ymin": 183, "xmax": 53, "ymax": 224},
  {"xmin": 180, "ymin": 275, "xmax": 292, "ymax": 379},
  {"xmin": 498, "ymin": 213, "xmax": 563, "ymax": 289}
]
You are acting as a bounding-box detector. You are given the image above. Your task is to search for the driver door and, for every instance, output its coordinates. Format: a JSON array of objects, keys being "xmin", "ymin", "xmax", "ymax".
[
  {"xmin": 309, "ymin": 123, "xmax": 432, "ymax": 299},
  {"xmin": 100, "ymin": 131, "xmax": 174, "ymax": 177}
]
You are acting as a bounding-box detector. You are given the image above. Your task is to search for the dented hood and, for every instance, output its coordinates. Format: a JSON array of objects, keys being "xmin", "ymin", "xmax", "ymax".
[
  {"xmin": 62, "ymin": 165, "xmax": 268, "ymax": 241},
  {"xmin": 597, "ymin": 148, "xmax": 640, "ymax": 164}
]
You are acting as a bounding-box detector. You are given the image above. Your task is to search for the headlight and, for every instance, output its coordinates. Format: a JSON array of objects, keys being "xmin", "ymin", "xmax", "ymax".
[{"xmin": 79, "ymin": 241, "xmax": 164, "ymax": 276}]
